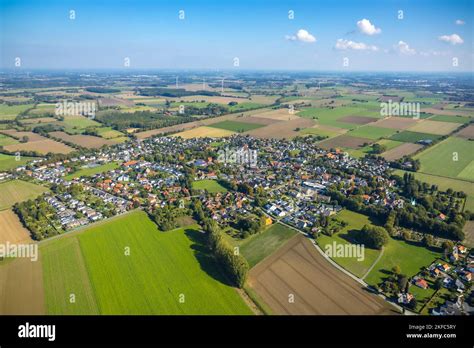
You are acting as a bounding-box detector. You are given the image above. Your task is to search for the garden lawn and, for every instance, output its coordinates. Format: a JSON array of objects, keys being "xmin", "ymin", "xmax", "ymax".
[
  {"xmin": 364, "ymin": 239, "xmax": 442, "ymax": 287},
  {"xmin": 316, "ymin": 210, "xmax": 382, "ymax": 278},
  {"xmin": 64, "ymin": 162, "xmax": 119, "ymax": 180},
  {"xmin": 192, "ymin": 179, "xmax": 228, "ymax": 193}
]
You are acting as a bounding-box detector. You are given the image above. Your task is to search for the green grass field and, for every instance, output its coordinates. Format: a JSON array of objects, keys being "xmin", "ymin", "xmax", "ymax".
[
  {"xmin": 389, "ymin": 131, "xmax": 442, "ymax": 143},
  {"xmin": 0, "ymin": 134, "xmax": 19, "ymax": 146},
  {"xmin": 208, "ymin": 120, "xmax": 264, "ymax": 133},
  {"xmin": 170, "ymin": 101, "xmax": 211, "ymax": 109},
  {"xmin": 378, "ymin": 139, "xmax": 405, "ymax": 151},
  {"xmin": 393, "ymin": 169, "xmax": 474, "ymax": 212},
  {"xmin": 429, "ymin": 115, "xmax": 471, "ymax": 124},
  {"xmin": 240, "ymin": 223, "xmax": 297, "ymax": 268},
  {"xmin": 61, "ymin": 116, "xmax": 101, "ymax": 134},
  {"xmin": 300, "ymin": 126, "xmax": 343, "ymax": 138},
  {"xmin": 347, "ymin": 126, "xmax": 397, "ymax": 140},
  {"xmin": 0, "ymin": 103, "xmax": 34, "ymax": 120},
  {"xmin": 94, "ymin": 127, "xmax": 125, "ymax": 139},
  {"xmin": 64, "ymin": 162, "xmax": 119, "ymax": 180},
  {"xmin": 0, "ymin": 153, "xmax": 36, "ymax": 171},
  {"xmin": 42, "ymin": 237, "xmax": 99, "ymax": 314},
  {"xmin": 364, "ymin": 238, "xmax": 441, "ymax": 286},
  {"xmin": 192, "ymin": 179, "xmax": 228, "ymax": 193},
  {"xmin": 409, "ymin": 280, "xmax": 437, "ymax": 312},
  {"xmin": 414, "ymin": 137, "xmax": 473, "ymax": 182},
  {"xmin": 228, "ymin": 102, "xmax": 265, "ymax": 112},
  {"xmin": 0, "ymin": 180, "xmax": 48, "ymax": 210},
  {"xmin": 345, "ymin": 139, "xmax": 404, "ymax": 159},
  {"xmin": 41, "ymin": 210, "xmax": 252, "ymax": 314},
  {"xmin": 316, "ymin": 210, "xmax": 382, "ymax": 278}
]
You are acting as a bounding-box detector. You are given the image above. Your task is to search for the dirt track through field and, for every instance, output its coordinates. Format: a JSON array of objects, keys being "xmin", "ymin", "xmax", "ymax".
[{"xmin": 248, "ymin": 235, "xmax": 397, "ymax": 315}]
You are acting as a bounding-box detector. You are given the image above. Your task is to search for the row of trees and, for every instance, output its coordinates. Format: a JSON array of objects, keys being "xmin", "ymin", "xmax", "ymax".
[{"xmin": 14, "ymin": 197, "xmax": 59, "ymax": 240}]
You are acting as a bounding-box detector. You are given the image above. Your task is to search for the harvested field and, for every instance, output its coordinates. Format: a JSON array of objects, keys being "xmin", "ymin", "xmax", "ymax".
[
  {"xmin": 247, "ymin": 235, "xmax": 397, "ymax": 315},
  {"xmin": 0, "ymin": 256, "xmax": 45, "ymax": 314},
  {"xmin": 373, "ymin": 117, "xmax": 418, "ymax": 130},
  {"xmin": 50, "ymin": 131, "xmax": 122, "ymax": 149},
  {"xmin": 233, "ymin": 116, "xmax": 279, "ymax": 126},
  {"xmin": 0, "ymin": 209, "xmax": 33, "ymax": 245},
  {"xmin": 0, "ymin": 130, "xmax": 46, "ymax": 142},
  {"xmin": 407, "ymin": 120, "xmax": 460, "ymax": 135},
  {"xmin": 339, "ymin": 116, "xmax": 377, "ymax": 125},
  {"xmin": 421, "ymin": 107, "xmax": 472, "ymax": 117},
  {"xmin": 244, "ymin": 118, "xmax": 315, "ymax": 139},
  {"xmin": 318, "ymin": 135, "xmax": 372, "ymax": 150},
  {"xmin": 173, "ymin": 126, "xmax": 235, "ymax": 139},
  {"xmin": 0, "ymin": 129, "xmax": 74, "ymax": 154},
  {"xmin": 98, "ymin": 97, "xmax": 134, "ymax": 107},
  {"xmin": 455, "ymin": 125, "xmax": 474, "ymax": 140},
  {"xmin": 249, "ymin": 95, "xmax": 279, "ymax": 104},
  {"xmin": 381, "ymin": 143, "xmax": 423, "ymax": 161},
  {"xmin": 3, "ymin": 139, "xmax": 73, "ymax": 155}
]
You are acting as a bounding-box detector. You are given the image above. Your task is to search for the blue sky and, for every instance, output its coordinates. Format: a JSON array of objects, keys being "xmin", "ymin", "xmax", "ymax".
[{"xmin": 0, "ymin": 0, "xmax": 472, "ymax": 71}]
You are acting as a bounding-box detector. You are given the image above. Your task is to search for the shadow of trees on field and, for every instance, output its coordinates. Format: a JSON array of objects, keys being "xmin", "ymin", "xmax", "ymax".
[
  {"xmin": 339, "ymin": 229, "xmax": 360, "ymax": 244},
  {"xmin": 184, "ymin": 229, "xmax": 234, "ymax": 287}
]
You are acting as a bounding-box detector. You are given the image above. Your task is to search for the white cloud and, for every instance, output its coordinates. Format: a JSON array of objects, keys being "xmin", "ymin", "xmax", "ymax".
[
  {"xmin": 396, "ymin": 41, "xmax": 416, "ymax": 55},
  {"xmin": 357, "ymin": 19, "xmax": 381, "ymax": 35},
  {"xmin": 285, "ymin": 29, "xmax": 316, "ymax": 43},
  {"xmin": 438, "ymin": 33, "xmax": 464, "ymax": 45},
  {"xmin": 335, "ymin": 39, "xmax": 378, "ymax": 51},
  {"xmin": 455, "ymin": 19, "xmax": 465, "ymax": 25}
]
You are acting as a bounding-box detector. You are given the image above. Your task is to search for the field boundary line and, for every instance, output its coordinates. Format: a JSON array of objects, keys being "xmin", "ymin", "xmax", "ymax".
[{"xmin": 362, "ymin": 246, "xmax": 384, "ymax": 280}]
